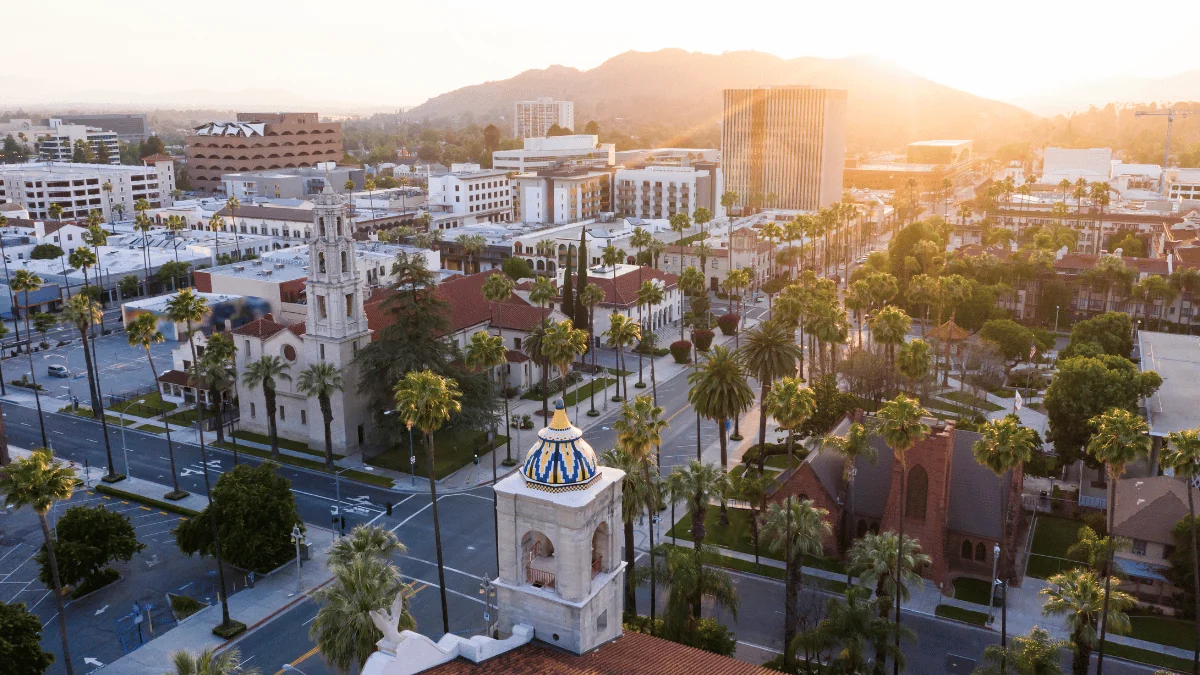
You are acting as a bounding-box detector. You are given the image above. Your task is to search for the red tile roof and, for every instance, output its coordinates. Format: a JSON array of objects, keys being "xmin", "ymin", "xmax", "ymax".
[
  {"xmin": 1175, "ymin": 247, "xmax": 1200, "ymax": 269},
  {"xmin": 287, "ymin": 322, "xmax": 307, "ymax": 336},
  {"xmin": 231, "ymin": 315, "xmax": 288, "ymax": 339},
  {"xmin": 423, "ymin": 632, "xmax": 774, "ymax": 675},
  {"xmin": 1055, "ymin": 253, "xmax": 1169, "ymax": 275},
  {"xmin": 156, "ymin": 369, "xmax": 194, "ymax": 387},
  {"xmin": 591, "ymin": 267, "xmax": 678, "ymax": 308},
  {"xmin": 365, "ymin": 270, "xmax": 539, "ymax": 338},
  {"xmin": 141, "ymin": 154, "xmax": 175, "ymax": 163},
  {"xmin": 505, "ymin": 349, "xmax": 529, "ymax": 363}
]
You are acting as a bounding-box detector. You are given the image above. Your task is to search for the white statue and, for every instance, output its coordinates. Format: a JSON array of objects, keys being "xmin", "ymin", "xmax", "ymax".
[{"xmin": 369, "ymin": 591, "xmax": 409, "ymax": 653}]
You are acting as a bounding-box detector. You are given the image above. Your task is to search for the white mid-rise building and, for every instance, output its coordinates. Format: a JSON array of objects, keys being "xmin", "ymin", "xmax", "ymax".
[
  {"xmin": 426, "ymin": 163, "xmax": 512, "ymax": 224},
  {"xmin": 513, "ymin": 168, "xmax": 609, "ymax": 226},
  {"xmin": 0, "ymin": 159, "xmax": 175, "ymax": 222},
  {"xmin": 493, "ymin": 135, "xmax": 615, "ymax": 173},
  {"xmin": 513, "ymin": 98, "xmax": 574, "ymax": 139},
  {"xmin": 614, "ymin": 165, "xmax": 720, "ymax": 220},
  {"xmin": 0, "ymin": 119, "xmax": 120, "ymax": 164},
  {"xmin": 1041, "ymin": 147, "xmax": 1114, "ymax": 185}
]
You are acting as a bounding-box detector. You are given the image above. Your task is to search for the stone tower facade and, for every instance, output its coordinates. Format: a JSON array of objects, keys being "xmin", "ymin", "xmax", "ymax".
[
  {"xmin": 879, "ymin": 420, "xmax": 956, "ymax": 587},
  {"xmin": 493, "ymin": 401, "xmax": 626, "ymax": 654},
  {"xmin": 304, "ymin": 184, "xmax": 372, "ymax": 453}
]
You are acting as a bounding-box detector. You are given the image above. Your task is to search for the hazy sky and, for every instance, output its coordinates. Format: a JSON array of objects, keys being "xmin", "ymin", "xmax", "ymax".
[{"xmin": 5, "ymin": 0, "xmax": 1195, "ymax": 108}]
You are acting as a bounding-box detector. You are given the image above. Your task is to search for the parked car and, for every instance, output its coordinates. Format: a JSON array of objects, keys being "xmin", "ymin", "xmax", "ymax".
[{"xmin": 47, "ymin": 364, "xmax": 70, "ymax": 378}]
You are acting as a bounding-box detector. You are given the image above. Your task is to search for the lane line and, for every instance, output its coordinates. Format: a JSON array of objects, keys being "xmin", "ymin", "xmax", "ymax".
[
  {"xmin": 399, "ymin": 574, "xmax": 485, "ymax": 605},
  {"xmin": 399, "ymin": 555, "xmax": 484, "ymax": 582},
  {"xmin": 272, "ymin": 645, "xmax": 320, "ymax": 675},
  {"xmin": 736, "ymin": 639, "xmax": 783, "ymax": 655}
]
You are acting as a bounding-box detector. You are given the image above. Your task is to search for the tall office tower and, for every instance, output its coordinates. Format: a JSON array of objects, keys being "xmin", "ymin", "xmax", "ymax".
[
  {"xmin": 513, "ymin": 98, "xmax": 575, "ymax": 139},
  {"xmin": 721, "ymin": 86, "xmax": 847, "ymax": 212}
]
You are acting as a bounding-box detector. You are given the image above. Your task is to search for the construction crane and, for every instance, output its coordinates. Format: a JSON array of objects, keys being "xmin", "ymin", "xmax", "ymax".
[{"xmin": 1134, "ymin": 107, "xmax": 1195, "ymax": 195}]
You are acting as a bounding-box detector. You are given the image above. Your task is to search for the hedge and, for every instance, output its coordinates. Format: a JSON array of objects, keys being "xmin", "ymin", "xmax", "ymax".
[
  {"xmin": 693, "ymin": 329, "xmax": 715, "ymax": 352},
  {"xmin": 670, "ymin": 340, "xmax": 692, "ymax": 364},
  {"xmin": 717, "ymin": 313, "xmax": 740, "ymax": 336}
]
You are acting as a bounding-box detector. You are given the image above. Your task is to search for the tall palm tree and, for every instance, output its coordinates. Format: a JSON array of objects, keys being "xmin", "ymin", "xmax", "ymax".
[
  {"xmin": 639, "ymin": 543, "xmax": 738, "ymax": 643},
  {"xmin": 848, "ymin": 531, "xmax": 930, "ymax": 673},
  {"xmin": 974, "ymin": 414, "xmax": 1039, "ymax": 663},
  {"xmin": 328, "ymin": 524, "xmax": 406, "ymax": 568},
  {"xmin": 601, "ymin": 446, "xmax": 650, "ymax": 614},
  {"xmin": 678, "ymin": 266, "xmax": 706, "ymax": 337},
  {"xmin": 528, "ymin": 276, "xmax": 558, "ymax": 419},
  {"xmin": 296, "ymin": 362, "xmax": 344, "ymax": 471},
  {"xmin": 393, "ymin": 369, "xmax": 462, "ymax": 634},
  {"xmin": 687, "ymin": 345, "xmax": 753, "ymax": 469},
  {"xmin": 875, "ymin": 394, "xmax": 930, "ymax": 675},
  {"xmin": 578, "ymin": 283, "xmax": 606, "ymax": 415},
  {"xmin": 61, "ymin": 295, "xmax": 121, "ymax": 481},
  {"xmin": 541, "ymin": 319, "xmax": 588, "ymax": 399},
  {"xmin": 603, "ymin": 312, "xmax": 640, "ymax": 402},
  {"xmin": 635, "ymin": 280, "xmax": 664, "ymax": 389},
  {"xmin": 1162, "ymin": 428, "xmax": 1200, "ymax": 675},
  {"xmin": 1041, "ymin": 568, "xmax": 1134, "ymax": 675},
  {"xmin": 819, "ymin": 586, "xmax": 909, "ymax": 674},
  {"xmin": 465, "ymin": 329, "xmax": 507, "ymax": 570},
  {"xmin": 11, "ymin": 269, "xmax": 47, "ymax": 447},
  {"xmin": 740, "ymin": 319, "xmax": 801, "ymax": 452},
  {"xmin": 125, "ymin": 313, "xmax": 186, "ymax": 497},
  {"xmin": 665, "ymin": 459, "xmax": 731, "ymax": 624},
  {"xmin": 225, "ymin": 196, "xmax": 243, "ymax": 261},
  {"xmin": 1086, "ymin": 407, "xmax": 1150, "ymax": 674},
  {"xmin": 614, "ymin": 394, "xmax": 668, "ymax": 624},
  {"xmin": 810, "ymin": 422, "xmax": 876, "ymax": 554},
  {"xmin": 455, "ymin": 233, "xmax": 486, "ymax": 274},
  {"xmin": 481, "ymin": 272, "xmax": 517, "ymax": 461},
  {"xmin": 896, "ymin": 338, "xmax": 931, "ymax": 399},
  {"xmin": 312, "ymin": 552, "xmax": 416, "ymax": 673},
  {"xmin": 731, "ymin": 470, "xmax": 772, "ymax": 569},
  {"xmin": 762, "ymin": 377, "xmax": 815, "ymax": 475},
  {"xmin": 869, "ymin": 305, "xmax": 911, "ymax": 395},
  {"xmin": 242, "ymin": 355, "xmax": 293, "ymax": 459},
  {"xmin": 169, "ymin": 646, "xmax": 259, "ymax": 675},
  {"xmin": 194, "ymin": 333, "xmax": 236, "ymax": 448},
  {"xmin": 0, "ymin": 448, "xmax": 78, "ymax": 675},
  {"xmin": 761, "ymin": 498, "xmax": 831, "ymax": 671}
]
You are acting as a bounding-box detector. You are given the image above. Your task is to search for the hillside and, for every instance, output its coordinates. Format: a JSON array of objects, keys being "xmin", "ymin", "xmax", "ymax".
[{"xmin": 405, "ymin": 49, "xmax": 1039, "ymax": 152}]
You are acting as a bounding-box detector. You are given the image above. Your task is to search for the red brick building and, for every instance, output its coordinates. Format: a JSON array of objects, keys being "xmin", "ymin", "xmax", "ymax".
[
  {"xmin": 185, "ymin": 112, "xmax": 344, "ymax": 192},
  {"xmin": 773, "ymin": 415, "xmax": 1024, "ymax": 589}
]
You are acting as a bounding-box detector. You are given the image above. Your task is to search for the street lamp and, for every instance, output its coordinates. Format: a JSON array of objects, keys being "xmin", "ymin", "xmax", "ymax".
[
  {"xmin": 988, "ymin": 543, "xmax": 1001, "ymax": 624},
  {"xmin": 1054, "ymin": 305, "xmax": 1060, "ymax": 334},
  {"xmin": 479, "ymin": 575, "xmax": 497, "ymax": 637},
  {"xmin": 289, "ymin": 524, "xmax": 303, "ymax": 598},
  {"xmin": 383, "ymin": 409, "xmax": 417, "ymax": 486}
]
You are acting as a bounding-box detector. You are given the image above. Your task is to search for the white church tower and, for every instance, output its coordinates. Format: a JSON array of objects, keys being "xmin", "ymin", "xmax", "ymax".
[
  {"xmin": 493, "ymin": 400, "xmax": 626, "ymax": 654},
  {"xmin": 304, "ymin": 184, "xmax": 373, "ymax": 453}
]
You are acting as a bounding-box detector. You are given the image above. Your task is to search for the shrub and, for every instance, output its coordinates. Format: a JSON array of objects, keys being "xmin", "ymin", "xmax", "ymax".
[
  {"xmin": 670, "ymin": 340, "xmax": 692, "ymax": 364},
  {"xmin": 693, "ymin": 329, "xmax": 715, "ymax": 351},
  {"xmin": 717, "ymin": 313, "xmax": 740, "ymax": 336},
  {"xmin": 71, "ymin": 567, "xmax": 119, "ymax": 599},
  {"xmin": 686, "ymin": 617, "xmax": 737, "ymax": 655},
  {"xmin": 170, "ymin": 593, "xmax": 205, "ymax": 620}
]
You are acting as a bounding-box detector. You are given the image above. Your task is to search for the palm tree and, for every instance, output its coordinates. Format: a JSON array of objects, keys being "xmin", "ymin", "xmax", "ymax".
[
  {"xmin": 678, "ymin": 266, "xmax": 706, "ymax": 337},
  {"xmin": 818, "ymin": 586, "xmax": 908, "ymax": 674},
  {"xmin": 875, "ymin": 394, "xmax": 930, "ymax": 674},
  {"xmin": 126, "ymin": 313, "xmax": 185, "ymax": 498},
  {"xmin": 731, "ymin": 470, "xmax": 772, "ymax": 569},
  {"xmin": 896, "ymin": 338, "xmax": 931, "ymax": 399},
  {"xmin": 11, "ymin": 269, "xmax": 47, "ymax": 447},
  {"xmin": 1162, "ymin": 428, "xmax": 1200, "ymax": 675},
  {"xmin": 763, "ymin": 377, "xmax": 815, "ymax": 475},
  {"xmin": 328, "ymin": 524, "xmax": 406, "ymax": 568},
  {"xmin": 193, "ymin": 333, "xmax": 236, "ymax": 448},
  {"xmin": 296, "ymin": 362, "xmax": 345, "ymax": 471},
  {"xmin": 0, "ymin": 448, "xmax": 78, "ymax": 675},
  {"xmin": 481, "ymin": 273, "xmax": 517, "ymax": 461},
  {"xmin": 225, "ymin": 196, "xmax": 243, "ymax": 260},
  {"xmin": 61, "ymin": 295, "xmax": 121, "ymax": 481},
  {"xmin": 312, "ymin": 552, "xmax": 415, "ymax": 673},
  {"xmin": 603, "ymin": 312, "xmax": 640, "ymax": 402},
  {"xmin": 169, "ymin": 646, "xmax": 260, "ymax": 675},
  {"xmin": 974, "ymin": 414, "xmax": 1039, "ymax": 663},
  {"xmin": 635, "ymin": 280, "xmax": 665, "ymax": 389},
  {"xmin": 1041, "ymin": 568, "xmax": 1134, "ymax": 675},
  {"xmin": 973, "ymin": 626, "xmax": 1067, "ymax": 675},
  {"xmin": 869, "ymin": 305, "xmax": 911, "ymax": 395},
  {"xmin": 761, "ymin": 498, "xmax": 831, "ymax": 671},
  {"xmin": 528, "ymin": 276, "xmax": 558, "ymax": 418},
  {"xmin": 639, "ymin": 543, "xmax": 738, "ymax": 642},
  {"xmin": 1086, "ymin": 408, "xmax": 1150, "ymax": 673},
  {"xmin": 578, "ymin": 282, "xmax": 606, "ymax": 415},
  {"xmin": 810, "ymin": 422, "xmax": 876, "ymax": 554},
  {"xmin": 393, "ymin": 369, "xmax": 462, "ymax": 634},
  {"xmin": 242, "ymin": 355, "xmax": 293, "ymax": 459},
  {"xmin": 455, "ymin": 233, "xmax": 486, "ymax": 274},
  {"xmin": 601, "ymin": 445, "xmax": 651, "ymax": 614},
  {"xmin": 464, "ymin": 329, "xmax": 507, "ymax": 570},
  {"xmin": 687, "ymin": 345, "xmax": 753, "ymax": 469},
  {"xmin": 614, "ymin": 394, "xmax": 668, "ymax": 623},
  {"xmin": 665, "ymin": 459, "xmax": 731, "ymax": 624},
  {"xmin": 848, "ymin": 531, "xmax": 930, "ymax": 673},
  {"xmin": 541, "ymin": 319, "xmax": 588, "ymax": 399},
  {"xmin": 739, "ymin": 319, "xmax": 801, "ymax": 452}
]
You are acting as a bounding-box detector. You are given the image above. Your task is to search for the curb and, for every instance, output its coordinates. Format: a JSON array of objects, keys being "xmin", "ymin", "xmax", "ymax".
[{"xmin": 218, "ymin": 575, "xmax": 336, "ymax": 651}]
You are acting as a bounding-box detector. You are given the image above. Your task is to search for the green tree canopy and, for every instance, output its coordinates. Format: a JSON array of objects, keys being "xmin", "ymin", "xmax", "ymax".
[
  {"xmin": 1044, "ymin": 355, "xmax": 1161, "ymax": 467},
  {"xmin": 37, "ymin": 505, "xmax": 144, "ymax": 589},
  {"xmin": 979, "ymin": 318, "xmax": 1034, "ymax": 375},
  {"xmin": 0, "ymin": 601, "xmax": 55, "ymax": 675},
  {"xmin": 1061, "ymin": 312, "xmax": 1134, "ymax": 359},
  {"xmin": 500, "ymin": 255, "xmax": 532, "ymax": 280},
  {"xmin": 29, "ymin": 244, "xmax": 63, "ymax": 260}
]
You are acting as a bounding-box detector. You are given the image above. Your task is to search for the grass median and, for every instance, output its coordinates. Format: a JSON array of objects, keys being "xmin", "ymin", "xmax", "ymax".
[
  {"xmin": 94, "ymin": 483, "xmax": 200, "ymax": 518},
  {"xmin": 935, "ymin": 604, "xmax": 989, "ymax": 626}
]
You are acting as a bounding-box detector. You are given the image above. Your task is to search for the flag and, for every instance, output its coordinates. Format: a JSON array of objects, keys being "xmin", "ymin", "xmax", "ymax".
[
  {"xmin": 1030, "ymin": 344, "xmax": 1037, "ymax": 360},
  {"xmin": 1015, "ymin": 390, "xmax": 1023, "ymax": 411}
]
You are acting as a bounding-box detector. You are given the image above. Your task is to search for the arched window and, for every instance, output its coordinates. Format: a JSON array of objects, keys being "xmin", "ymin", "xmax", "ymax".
[
  {"xmin": 521, "ymin": 530, "xmax": 556, "ymax": 590},
  {"xmin": 857, "ymin": 519, "xmax": 868, "ymax": 538},
  {"xmin": 591, "ymin": 522, "xmax": 610, "ymax": 578},
  {"xmin": 340, "ymin": 251, "xmax": 348, "ymax": 273},
  {"xmin": 336, "ymin": 216, "xmax": 342, "ymax": 236},
  {"xmin": 960, "ymin": 540, "xmax": 973, "ymax": 560},
  {"xmin": 905, "ymin": 465, "xmax": 928, "ymax": 522},
  {"xmin": 975, "ymin": 542, "xmax": 987, "ymax": 562},
  {"xmin": 318, "ymin": 252, "xmax": 326, "ymax": 274},
  {"xmin": 319, "ymin": 217, "xmax": 326, "ymax": 237}
]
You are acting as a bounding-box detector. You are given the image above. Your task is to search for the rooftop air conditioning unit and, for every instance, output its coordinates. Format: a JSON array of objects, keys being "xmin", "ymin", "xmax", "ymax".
[
  {"xmin": 252, "ymin": 259, "xmax": 263, "ymax": 266},
  {"xmin": 234, "ymin": 265, "xmax": 245, "ymax": 272},
  {"xmin": 256, "ymin": 271, "xmax": 265, "ymax": 276},
  {"xmin": 275, "ymin": 263, "xmax": 285, "ymax": 270},
  {"xmin": 264, "ymin": 270, "xmax": 272, "ymax": 277}
]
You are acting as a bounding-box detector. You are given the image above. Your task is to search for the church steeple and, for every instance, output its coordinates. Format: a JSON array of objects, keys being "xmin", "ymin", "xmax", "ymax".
[{"xmin": 306, "ymin": 185, "xmax": 366, "ymax": 339}]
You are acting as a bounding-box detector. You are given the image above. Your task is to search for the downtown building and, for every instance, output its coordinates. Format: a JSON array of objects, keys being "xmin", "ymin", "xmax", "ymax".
[
  {"xmin": 0, "ymin": 157, "xmax": 176, "ymax": 222},
  {"xmin": 513, "ymin": 97, "xmax": 574, "ymax": 139},
  {"xmin": 721, "ymin": 86, "xmax": 847, "ymax": 212},
  {"xmin": 185, "ymin": 112, "xmax": 344, "ymax": 193}
]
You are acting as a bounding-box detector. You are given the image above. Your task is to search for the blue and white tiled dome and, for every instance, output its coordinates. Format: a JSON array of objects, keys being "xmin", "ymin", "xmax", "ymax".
[{"xmin": 521, "ymin": 400, "xmax": 599, "ymax": 492}]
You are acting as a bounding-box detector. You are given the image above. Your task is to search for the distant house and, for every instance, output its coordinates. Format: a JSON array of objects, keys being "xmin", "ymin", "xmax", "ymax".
[{"xmin": 1112, "ymin": 475, "xmax": 1190, "ymax": 605}]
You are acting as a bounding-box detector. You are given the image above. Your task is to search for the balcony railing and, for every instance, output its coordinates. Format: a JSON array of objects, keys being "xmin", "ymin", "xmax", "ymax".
[
  {"xmin": 592, "ymin": 557, "xmax": 603, "ymax": 577},
  {"xmin": 527, "ymin": 567, "xmax": 556, "ymax": 589}
]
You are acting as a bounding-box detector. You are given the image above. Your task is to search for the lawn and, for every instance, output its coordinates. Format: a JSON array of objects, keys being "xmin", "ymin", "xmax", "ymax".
[
  {"xmin": 926, "ymin": 398, "xmax": 987, "ymax": 419},
  {"xmin": 1026, "ymin": 515, "xmax": 1086, "ymax": 579},
  {"xmin": 563, "ymin": 378, "xmax": 618, "ymax": 407},
  {"xmin": 940, "ymin": 391, "xmax": 1003, "ymax": 413},
  {"xmin": 666, "ymin": 507, "xmax": 845, "ymax": 574},
  {"xmin": 1128, "ymin": 613, "xmax": 1196, "ymax": 650},
  {"xmin": 764, "ymin": 454, "xmax": 803, "ymax": 471},
  {"xmin": 135, "ymin": 424, "xmax": 167, "ymax": 433},
  {"xmin": 107, "ymin": 392, "xmax": 178, "ymax": 419},
  {"xmin": 60, "ymin": 407, "xmax": 136, "ymax": 427},
  {"xmin": 213, "ymin": 441, "xmax": 393, "ymax": 488},
  {"xmin": 659, "ymin": 543, "xmax": 847, "ymax": 593},
  {"xmin": 165, "ymin": 408, "xmax": 204, "ymax": 426},
  {"xmin": 1106, "ymin": 642, "xmax": 1193, "ymax": 672},
  {"xmin": 935, "ymin": 604, "xmax": 989, "ymax": 626},
  {"xmin": 952, "ymin": 577, "xmax": 993, "ymax": 606},
  {"xmin": 366, "ymin": 427, "xmax": 509, "ymax": 480},
  {"xmin": 230, "ymin": 430, "xmax": 342, "ymax": 459}
]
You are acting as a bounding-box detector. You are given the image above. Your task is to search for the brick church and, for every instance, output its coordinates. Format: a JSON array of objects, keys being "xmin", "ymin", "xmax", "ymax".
[{"xmin": 773, "ymin": 414, "xmax": 1025, "ymax": 589}]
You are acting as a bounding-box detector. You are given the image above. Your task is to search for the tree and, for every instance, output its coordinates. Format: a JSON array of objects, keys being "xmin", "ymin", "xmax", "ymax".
[
  {"xmin": 665, "ymin": 459, "xmax": 730, "ymax": 627},
  {"xmin": 60, "ymin": 293, "xmax": 104, "ymax": 421},
  {"xmin": 670, "ymin": 213, "xmax": 692, "ymax": 335},
  {"xmin": 1061, "ymin": 312, "xmax": 1133, "ymax": 359},
  {"xmin": 0, "ymin": 600, "xmax": 55, "ymax": 675},
  {"xmin": 688, "ymin": 345, "xmax": 753, "ymax": 469},
  {"xmin": 763, "ymin": 376, "xmax": 815, "ymax": 480},
  {"xmin": 637, "ymin": 544, "xmax": 738, "ymax": 647},
  {"xmin": 126, "ymin": 313, "xmax": 185, "ymax": 498},
  {"xmin": 242, "ymin": 356, "xmax": 293, "ymax": 460},
  {"xmin": 761, "ymin": 498, "xmax": 831, "ymax": 671},
  {"xmin": 119, "ymin": 273, "xmax": 140, "ymax": 299},
  {"xmin": 740, "ymin": 319, "xmax": 801, "ymax": 452},
  {"xmin": 579, "ymin": 283, "xmax": 607, "ymax": 414},
  {"xmin": 1162, "ymin": 429, "xmax": 1200, "ymax": 673},
  {"xmin": 895, "ymin": 338, "xmax": 931, "ymax": 397},
  {"xmin": 12, "ymin": 270, "xmax": 48, "ymax": 447},
  {"xmin": 500, "ymin": 255, "xmax": 532, "ymax": 280},
  {"xmin": 393, "ymin": 369, "xmax": 461, "ymax": 635},
  {"xmin": 601, "ymin": 445, "xmax": 651, "ymax": 615},
  {"xmin": 868, "ymin": 305, "xmax": 911, "ymax": 393},
  {"xmin": 615, "ymin": 394, "xmax": 668, "ymax": 623},
  {"xmin": 29, "ymin": 244, "xmax": 63, "ymax": 260},
  {"xmin": 973, "ymin": 414, "xmax": 1039, "ymax": 661},
  {"xmin": 979, "ymin": 319, "xmax": 1034, "ymax": 382},
  {"xmin": 1086, "ymin": 408, "xmax": 1150, "ymax": 672},
  {"xmin": 0, "ymin": 449, "xmax": 77, "ymax": 675},
  {"xmin": 635, "ymin": 279, "xmax": 664, "ymax": 388},
  {"xmin": 176, "ymin": 462, "xmax": 303, "ymax": 573},
  {"xmin": 193, "ymin": 332, "xmax": 236, "ymax": 447},
  {"xmin": 168, "ymin": 647, "xmax": 259, "ymax": 675},
  {"xmin": 848, "ymin": 531, "xmax": 930, "ymax": 672},
  {"xmin": 1044, "ymin": 355, "xmax": 1160, "ymax": 467},
  {"xmin": 604, "ymin": 312, "xmax": 640, "ymax": 402},
  {"xmin": 296, "ymin": 362, "xmax": 344, "ymax": 471},
  {"xmin": 810, "ymin": 422, "xmax": 876, "ymax": 552},
  {"xmin": 816, "ymin": 587, "xmax": 908, "ymax": 675},
  {"xmin": 541, "ymin": 320, "xmax": 588, "ymax": 397},
  {"xmin": 36, "ymin": 504, "xmax": 144, "ymax": 591},
  {"xmin": 972, "ymin": 626, "xmax": 1067, "ymax": 675},
  {"xmin": 1041, "ymin": 569, "xmax": 1134, "ymax": 675}
]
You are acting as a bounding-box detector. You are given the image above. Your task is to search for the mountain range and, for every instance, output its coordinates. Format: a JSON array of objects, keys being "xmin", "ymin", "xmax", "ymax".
[
  {"xmin": 1011, "ymin": 69, "xmax": 1200, "ymax": 116},
  {"xmin": 405, "ymin": 49, "xmax": 1039, "ymax": 151}
]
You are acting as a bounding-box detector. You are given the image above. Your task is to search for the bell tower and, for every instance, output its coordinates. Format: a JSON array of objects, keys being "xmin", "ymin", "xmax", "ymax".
[
  {"xmin": 304, "ymin": 184, "xmax": 372, "ymax": 453},
  {"xmin": 492, "ymin": 401, "xmax": 626, "ymax": 654}
]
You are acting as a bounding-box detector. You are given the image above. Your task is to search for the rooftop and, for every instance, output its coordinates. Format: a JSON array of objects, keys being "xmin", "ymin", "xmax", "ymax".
[
  {"xmin": 123, "ymin": 290, "xmax": 242, "ymax": 313},
  {"xmin": 0, "ymin": 161, "xmax": 162, "ymax": 176},
  {"xmin": 202, "ymin": 257, "xmax": 309, "ymax": 282},
  {"xmin": 1113, "ymin": 475, "xmax": 1190, "ymax": 545},
  {"xmin": 908, "ymin": 139, "xmax": 972, "ymax": 147},
  {"xmin": 1140, "ymin": 331, "xmax": 1200, "ymax": 437}
]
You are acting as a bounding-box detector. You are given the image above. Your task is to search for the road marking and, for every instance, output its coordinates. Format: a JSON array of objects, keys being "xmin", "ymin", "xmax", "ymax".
[
  {"xmin": 399, "ymin": 555, "xmax": 483, "ymax": 582},
  {"xmin": 94, "ymin": 604, "xmax": 109, "ymax": 616},
  {"xmin": 736, "ymin": 639, "xmax": 782, "ymax": 655},
  {"xmin": 273, "ymin": 645, "xmax": 320, "ymax": 675},
  {"xmin": 138, "ymin": 506, "xmax": 151, "ymax": 511},
  {"xmin": 398, "ymin": 574, "xmax": 485, "ymax": 605}
]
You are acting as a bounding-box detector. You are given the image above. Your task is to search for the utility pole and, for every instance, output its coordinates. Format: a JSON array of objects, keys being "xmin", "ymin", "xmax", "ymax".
[{"xmin": 1134, "ymin": 107, "xmax": 1195, "ymax": 195}]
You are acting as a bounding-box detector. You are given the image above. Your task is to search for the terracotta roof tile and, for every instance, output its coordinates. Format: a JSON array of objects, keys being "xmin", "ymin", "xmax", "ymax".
[
  {"xmin": 141, "ymin": 154, "xmax": 175, "ymax": 163},
  {"xmin": 156, "ymin": 369, "xmax": 194, "ymax": 387},
  {"xmin": 590, "ymin": 266, "xmax": 678, "ymax": 308},
  {"xmin": 287, "ymin": 322, "xmax": 307, "ymax": 336},
  {"xmin": 364, "ymin": 270, "xmax": 539, "ymax": 338},
  {"xmin": 1055, "ymin": 253, "xmax": 1169, "ymax": 275},
  {"xmin": 423, "ymin": 632, "xmax": 774, "ymax": 675},
  {"xmin": 215, "ymin": 205, "xmax": 312, "ymax": 222},
  {"xmin": 231, "ymin": 316, "xmax": 288, "ymax": 339}
]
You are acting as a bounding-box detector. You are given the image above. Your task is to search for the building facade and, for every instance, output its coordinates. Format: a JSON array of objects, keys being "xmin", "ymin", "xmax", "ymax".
[
  {"xmin": 426, "ymin": 165, "xmax": 513, "ymax": 224},
  {"xmin": 493, "ymin": 135, "xmax": 615, "ymax": 173},
  {"xmin": 222, "ymin": 164, "xmax": 363, "ymax": 200},
  {"xmin": 614, "ymin": 165, "xmax": 716, "ymax": 221},
  {"xmin": 513, "ymin": 168, "xmax": 609, "ymax": 225},
  {"xmin": 185, "ymin": 112, "xmax": 344, "ymax": 193},
  {"xmin": 57, "ymin": 113, "xmax": 150, "ymax": 143},
  {"xmin": 513, "ymin": 98, "xmax": 575, "ymax": 139},
  {"xmin": 0, "ymin": 161, "xmax": 173, "ymax": 222},
  {"xmin": 721, "ymin": 86, "xmax": 847, "ymax": 212}
]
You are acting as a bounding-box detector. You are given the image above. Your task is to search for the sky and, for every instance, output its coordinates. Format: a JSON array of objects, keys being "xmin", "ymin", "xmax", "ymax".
[{"xmin": 4, "ymin": 0, "xmax": 1196, "ymax": 110}]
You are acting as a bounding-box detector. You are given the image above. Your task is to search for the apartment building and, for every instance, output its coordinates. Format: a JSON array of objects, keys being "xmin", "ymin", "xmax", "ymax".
[
  {"xmin": 185, "ymin": 112, "xmax": 343, "ymax": 193},
  {"xmin": 513, "ymin": 167, "xmax": 609, "ymax": 225},
  {"xmin": 660, "ymin": 228, "xmax": 771, "ymax": 292},
  {"xmin": 721, "ymin": 86, "xmax": 847, "ymax": 212},
  {"xmin": 0, "ymin": 160, "xmax": 174, "ymax": 222},
  {"xmin": 513, "ymin": 98, "xmax": 574, "ymax": 139},
  {"xmin": 614, "ymin": 165, "xmax": 719, "ymax": 220},
  {"xmin": 492, "ymin": 135, "xmax": 615, "ymax": 173},
  {"xmin": 57, "ymin": 113, "xmax": 149, "ymax": 143},
  {"xmin": 426, "ymin": 164, "xmax": 513, "ymax": 224},
  {"xmin": 222, "ymin": 164, "xmax": 363, "ymax": 200}
]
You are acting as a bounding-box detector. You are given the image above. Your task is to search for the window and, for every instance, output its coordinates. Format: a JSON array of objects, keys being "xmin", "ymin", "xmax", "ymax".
[
  {"xmin": 357, "ymin": 424, "xmax": 364, "ymax": 445},
  {"xmin": 975, "ymin": 542, "xmax": 987, "ymax": 562},
  {"xmin": 1132, "ymin": 539, "xmax": 1148, "ymax": 556},
  {"xmin": 514, "ymin": 337, "xmax": 521, "ymax": 350},
  {"xmin": 279, "ymin": 406, "xmax": 286, "ymax": 421},
  {"xmin": 244, "ymin": 339, "xmax": 251, "ymax": 355},
  {"xmin": 319, "ymin": 344, "xmax": 326, "ymax": 360},
  {"xmin": 346, "ymin": 293, "xmax": 354, "ymax": 316},
  {"xmin": 905, "ymin": 466, "xmax": 928, "ymax": 522},
  {"xmin": 960, "ymin": 540, "xmax": 973, "ymax": 559},
  {"xmin": 250, "ymin": 402, "xmax": 256, "ymax": 418},
  {"xmin": 301, "ymin": 410, "xmax": 307, "ymax": 425},
  {"xmin": 341, "ymin": 250, "xmax": 348, "ymax": 272},
  {"xmin": 318, "ymin": 252, "xmax": 326, "ymax": 274}
]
